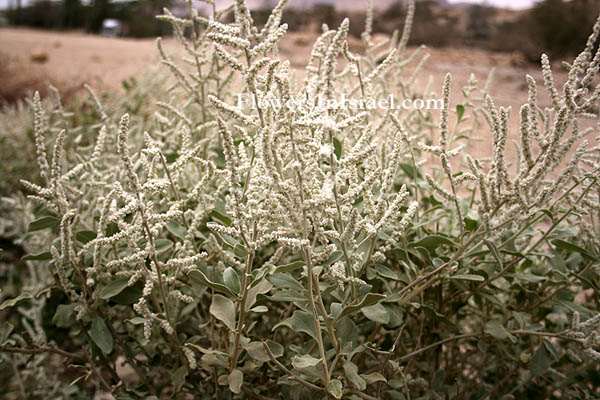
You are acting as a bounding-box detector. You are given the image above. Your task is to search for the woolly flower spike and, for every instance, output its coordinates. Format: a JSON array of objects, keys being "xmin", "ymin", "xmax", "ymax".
[
  {"xmin": 90, "ymin": 125, "xmax": 108, "ymax": 165},
  {"xmin": 426, "ymin": 174, "xmax": 457, "ymax": 202},
  {"xmin": 32, "ymin": 92, "xmax": 50, "ymax": 183},
  {"xmin": 321, "ymin": 18, "xmax": 350, "ymax": 97},
  {"xmin": 365, "ymin": 49, "xmax": 398, "ymax": 85},
  {"xmin": 234, "ymin": 0, "xmax": 254, "ymax": 38},
  {"xmin": 117, "ymin": 114, "xmax": 142, "ymax": 194},
  {"xmin": 208, "ymin": 20, "xmax": 242, "ymax": 36},
  {"xmin": 398, "ymin": 0, "xmax": 415, "ymax": 53},
  {"xmin": 260, "ymin": 0, "xmax": 288, "ymax": 40},
  {"xmin": 209, "ymin": 95, "xmax": 258, "ymax": 127},
  {"xmin": 251, "ymin": 23, "xmax": 288, "ymax": 57},
  {"xmin": 374, "ymin": 185, "xmax": 410, "ymax": 232},
  {"xmin": 50, "ymin": 129, "xmax": 66, "ymax": 184},
  {"xmin": 183, "ymin": 346, "xmax": 197, "ymax": 370},
  {"xmin": 519, "ymin": 105, "xmax": 535, "ymax": 171},
  {"xmin": 214, "ymin": 44, "xmax": 244, "ymax": 71},
  {"xmin": 396, "ymin": 201, "xmax": 418, "ymax": 236},
  {"xmin": 541, "ymin": 54, "xmax": 561, "ymax": 109},
  {"xmin": 362, "ymin": 0, "xmax": 373, "ymax": 44},
  {"xmin": 439, "ymin": 73, "xmax": 452, "ymax": 150},
  {"xmin": 206, "ymin": 32, "xmax": 250, "ymax": 50}
]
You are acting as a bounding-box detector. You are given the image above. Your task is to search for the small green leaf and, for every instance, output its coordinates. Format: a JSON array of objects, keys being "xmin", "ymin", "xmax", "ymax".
[
  {"xmin": 22, "ymin": 251, "xmax": 52, "ymax": 261},
  {"xmin": 507, "ymin": 273, "xmax": 546, "ymax": 283},
  {"xmin": 154, "ymin": 239, "xmax": 173, "ymax": 254},
  {"xmin": 53, "ymin": 303, "xmax": 77, "ymax": 327},
  {"xmin": 325, "ymin": 251, "xmax": 343, "ymax": 266},
  {"xmin": 449, "ymin": 274, "xmax": 484, "ymax": 282},
  {"xmin": 111, "ymin": 285, "xmax": 142, "ymax": 305},
  {"xmin": 166, "ymin": 221, "xmax": 187, "ymax": 240},
  {"xmin": 0, "ymin": 293, "xmax": 32, "ymax": 310},
  {"xmin": 90, "ymin": 316, "xmax": 113, "ymax": 354},
  {"xmin": 233, "ymin": 243, "xmax": 247, "ymax": 258},
  {"xmin": 543, "ymin": 339, "xmax": 560, "ymax": 361},
  {"xmin": 126, "ymin": 317, "xmax": 146, "ymax": 325},
  {"xmin": 172, "ymin": 366, "xmax": 188, "ymax": 393},
  {"xmin": 335, "ymin": 293, "xmax": 386, "ymax": 322},
  {"xmin": 75, "ymin": 230, "xmax": 97, "ymax": 244},
  {"xmin": 362, "ymin": 372, "xmax": 387, "ymax": 385},
  {"xmin": 456, "ymin": 104, "xmax": 465, "ymax": 122},
  {"xmin": 273, "ymin": 260, "xmax": 305, "ymax": 274},
  {"xmin": 0, "ymin": 323, "xmax": 14, "ymax": 345},
  {"xmin": 228, "ymin": 369, "xmax": 243, "ymax": 394},
  {"xmin": 274, "ymin": 310, "xmax": 318, "ymax": 340},
  {"xmin": 552, "ymin": 239, "xmax": 598, "ymax": 261},
  {"xmin": 327, "ymin": 379, "xmax": 343, "ymax": 399},
  {"xmin": 484, "ymin": 239, "xmax": 502, "ymax": 270},
  {"xmin": 188, "ymin": 270, "xmax": 234, "ymax": 297},
  {"xmin": 333, "ymin": 137, "xmax": 342, "ymax": 159},
  {"xmin": 244, "ymin": 340, "xmax": 283, "ymax": 362},
  {"xmin": 361, "ymin": 303, "xmax": 390, "ymax": 324},
  {"xmin": 484, "ymin": 319, "xmax": 510, "ymax": 340},
  {"xmin": 292, "ymin": 354, "xmax": 321, "ymax": 369},
  {"xmin": 28, "ymin": 216, "xmax": 59, "ymax": 232},
  {"xmin": 99, "ymin": 278, "xmax": 130, "ymax": 299},
  {"xmin": 250, "ymin": 305, "xmax": 268, "ymax": 313},
  {"xmin": 210, "ymin": 209, "xmax": 232, "ymax": 226},
  {"xmin": 223, "ymin": 267, "xmax": 241, "ymax": 295},
  {"xmin": 530, "ymin": 344, "xmax": 551, "ymax": 376},
  {"xmin": 343, "ymin": 360, "xmax": 366, "ymax": 391},
  {"xmin": 210, "ymin": 294, "xmax": 236, "ymax": 331},
  {"xmin": 409, "ymin": 235, "xmax": 457, "ymax": 253},
  {"xmin": 400, "ymin": 163, "xmax": 421, "ymax": 179}
]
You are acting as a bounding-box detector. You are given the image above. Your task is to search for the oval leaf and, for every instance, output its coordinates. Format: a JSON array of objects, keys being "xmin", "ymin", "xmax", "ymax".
[
  {"xmin": 210, "ymin": 294, "xmax": 236, "ymax": 331},
  {"xmin": 90, "ymin": 316, "xmax": 113, "ymax": 354},
  {"xmin": 99, "ymin": 278, "xmax": 130, "ymax": 299}
]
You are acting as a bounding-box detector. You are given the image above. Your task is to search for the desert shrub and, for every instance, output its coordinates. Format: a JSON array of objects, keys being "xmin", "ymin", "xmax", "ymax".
[
  {"xmin": 492, "ymin": 0, "xmax": 600, "ymax": 62},
  {"xmin": 1, "ymin": 0, "xmax": 600, "ymax": 399}
]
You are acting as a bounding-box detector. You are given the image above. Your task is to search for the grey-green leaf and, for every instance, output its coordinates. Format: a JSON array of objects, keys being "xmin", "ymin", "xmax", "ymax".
[
  {"xmin": 22, "ymin": 251, "xmax": 52, "ymax": 261},
  {"xmin": 292, "ymin": 354, "xmax": 321, "ymax": 369},
  {"xmin": 530, "ymin": 344, "xmax": 551, "ymax": 376},
  {"xmin": 335, "ymin": 293, "xmax": 386, "ymax": 322},
  {"xmin": 0, "ymin": 293, "xmax": 32, "ymax": 310},
  {"xmin": 274, "ymin": 310, "xmax": 318, "ymax": 340},
  {"xmin": 188, "ymin": 270, "xmax": 234, "ymax": 297},
  {"xmin": 28, "ymin": 216, "xmax": 59, "ymax": 232},
  {"xmin": 228, "ymin": 369, "xmax": 243, "ymax": 394},
  {"xmin": 327, "ymin": 379, "xmax": 343, "ymax": 399},
  {"xmin": 449, "ymin": 274, "xmax": 484, "ymax": 282},
  {"xmin": 244, "ymin": 340, "xmax": 283, "ymax": 362},
  {"xmin": 75, "ymin": 230, "xmax": 97, "ymax": 244},
  {"xmin": 99, "ymin": 278, "xmax": 130, "ymax": 299},
  {"xmin": 155, "ymin": 239, "xmax": 174, "ymax": 254},
  {"xmin": 484, "ymin": 319, "xmax": 510, "ymax": 340},
  {"xmin": 210, "ymin": 294, "xmax": 236, "ymax": 331},
  {"xmin": 361, "ymin": 303, "xmax": 390, "ymax": 324},
  {"xmin": 343, "ymin": 360, "xmax": 366, "ymax": 391},
  {"xmin": 223, "ymin": 267, "xmax": 241, "ymax": 295},
  {"xmin": 90, "ymin": 316, "xmax": 113, "ymax": 354}
]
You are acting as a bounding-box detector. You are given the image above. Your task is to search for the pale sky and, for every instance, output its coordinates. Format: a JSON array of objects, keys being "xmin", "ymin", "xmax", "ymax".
[
  {"xmin": 448, "ymin": 0, "xmax": 535, "ymax": 9},
  {"xmin": 0, "ymin": 0, "xmax": 538, "ymax": 13}
]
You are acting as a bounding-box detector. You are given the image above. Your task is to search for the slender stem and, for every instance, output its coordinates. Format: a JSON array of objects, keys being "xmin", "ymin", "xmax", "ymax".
[{"xmin": 230, "ymin": 248, "xmax": 255, "ymax": 369}]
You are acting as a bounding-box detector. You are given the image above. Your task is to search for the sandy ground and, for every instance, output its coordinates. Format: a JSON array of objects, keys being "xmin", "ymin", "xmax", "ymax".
[{"xmin": 0, "ymin": 27, "xmax": 596, "ymax": 160}]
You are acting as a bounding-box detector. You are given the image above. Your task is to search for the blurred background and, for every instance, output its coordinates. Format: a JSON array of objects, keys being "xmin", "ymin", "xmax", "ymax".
[{"xmin": 0, "ymin": 0, "xmax": 599, "ymax": 104}]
